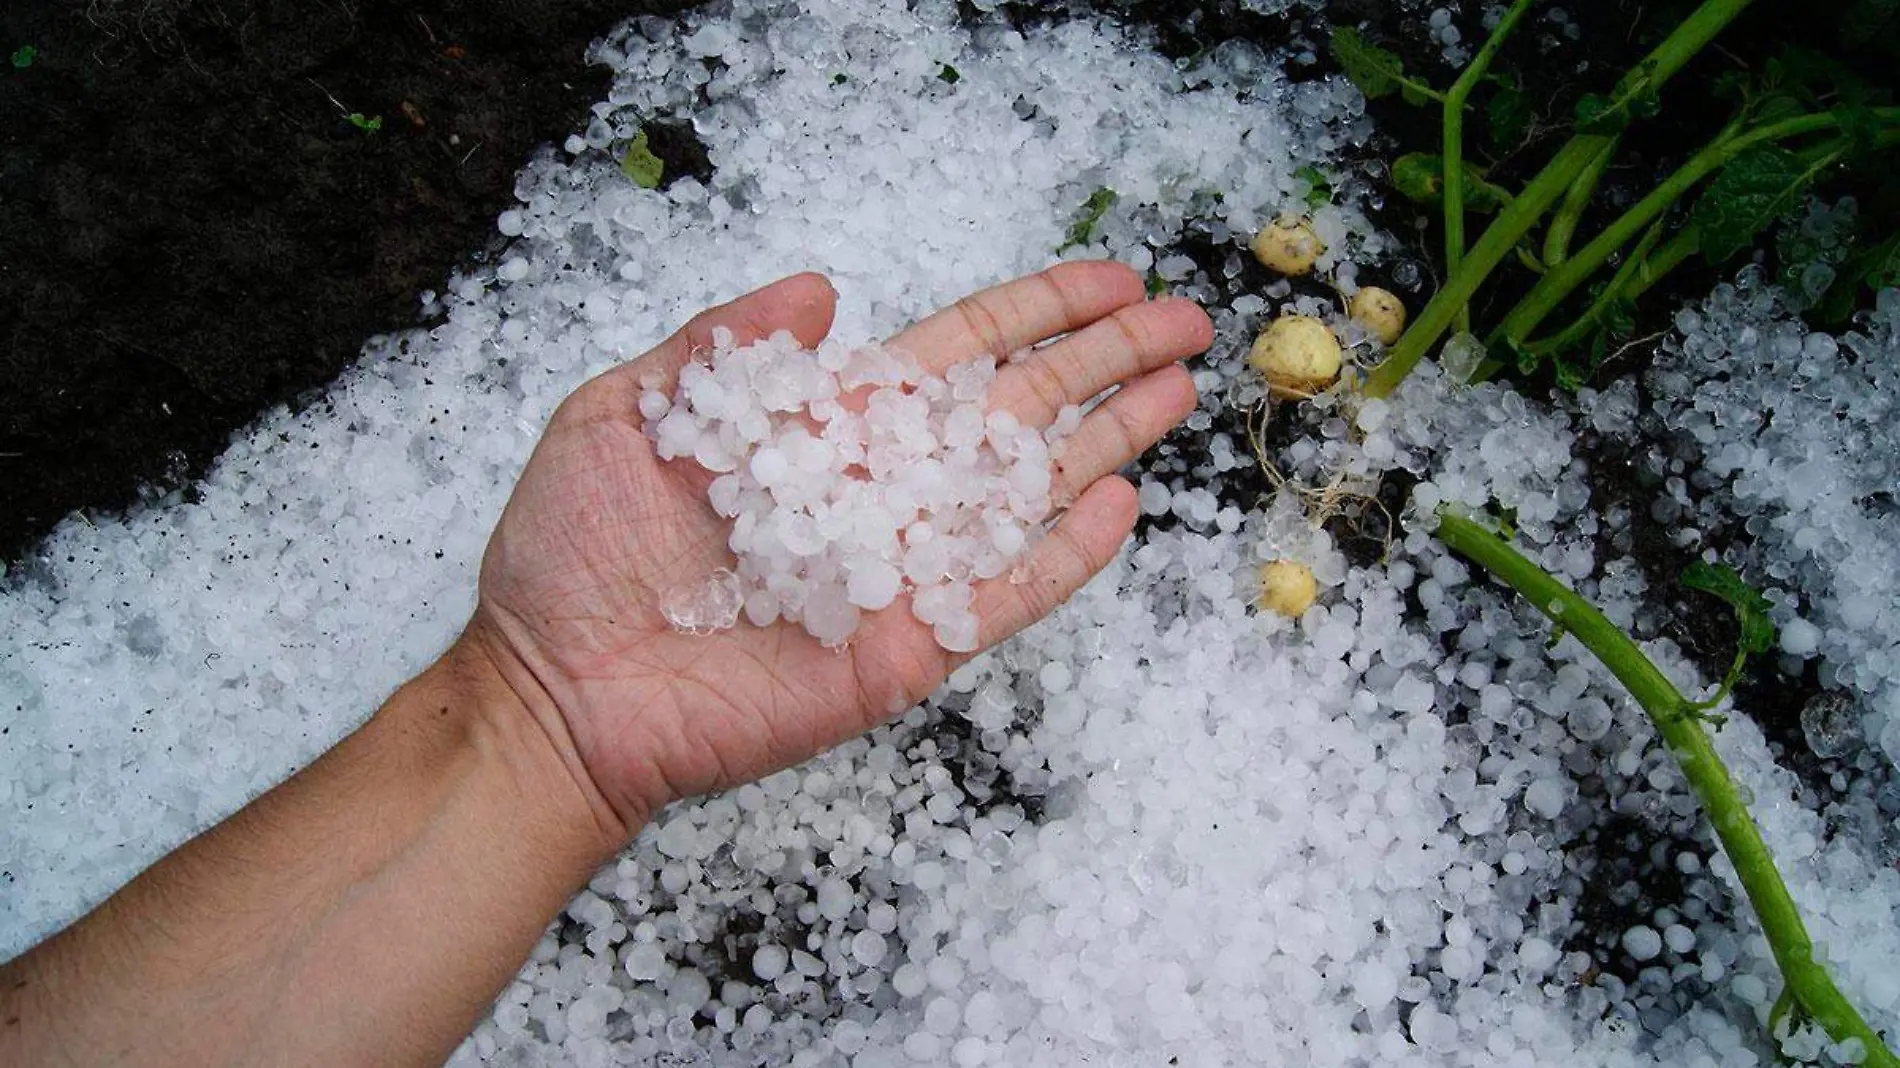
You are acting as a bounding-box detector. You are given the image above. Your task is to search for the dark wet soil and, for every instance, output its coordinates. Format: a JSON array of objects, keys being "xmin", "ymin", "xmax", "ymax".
[{"xmin": 0, "ymin": 0, "xmax": 703, "ymax": 562}]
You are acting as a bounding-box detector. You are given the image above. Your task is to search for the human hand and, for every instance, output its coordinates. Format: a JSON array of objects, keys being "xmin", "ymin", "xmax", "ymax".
[{"xmin": 460, "ymin": 264, "xmax": 1213, "ymax": 842}]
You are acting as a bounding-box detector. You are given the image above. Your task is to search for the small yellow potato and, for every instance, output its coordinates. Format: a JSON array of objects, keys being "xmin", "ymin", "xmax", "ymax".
[
  {"xmin": 1250, "ymin": 215, "xmax": 1325, "ymax": 276},
  {"xmin": 1348, "ymin": 286, "xmax": 1407, "ymax": 346},
  {"xmin": 1248, "ymin": 314, "xmax": 1343, "ymax": 397},
  {"xmin": 1256, "ymin": 559, "xmax": 1318, "ymax": 617}
]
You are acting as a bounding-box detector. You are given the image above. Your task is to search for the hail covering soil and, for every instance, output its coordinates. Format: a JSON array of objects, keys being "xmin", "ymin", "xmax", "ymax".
[{"xmin": 2, "ymin": 3, "xmax": 1897, "ymax": 1067}]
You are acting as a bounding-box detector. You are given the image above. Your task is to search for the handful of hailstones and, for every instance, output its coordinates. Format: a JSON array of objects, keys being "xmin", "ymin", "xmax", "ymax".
[{"xmin": 638, "ymin": 328, "xmax": 1078, "ymax": 652}]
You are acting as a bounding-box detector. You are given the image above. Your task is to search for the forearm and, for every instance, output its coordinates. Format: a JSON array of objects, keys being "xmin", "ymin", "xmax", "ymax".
[{"xmin": 0, "ymin": 634, "xmax": 627, "ymax": 1068}]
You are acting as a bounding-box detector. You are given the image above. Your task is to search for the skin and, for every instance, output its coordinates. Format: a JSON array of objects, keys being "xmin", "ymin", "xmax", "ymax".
[{"xmin": 0, "ymin": 262, "xmax": 1212, "ymax": 1068}]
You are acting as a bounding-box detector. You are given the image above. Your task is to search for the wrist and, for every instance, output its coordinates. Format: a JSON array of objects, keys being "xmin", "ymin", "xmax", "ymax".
[{"xmin": 419, "ymin": 620, "xmax": 640, "ymax": 865}]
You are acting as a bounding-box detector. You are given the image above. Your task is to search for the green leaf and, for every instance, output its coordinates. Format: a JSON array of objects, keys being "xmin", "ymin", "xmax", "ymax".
[
  {"xmin": 1058, "ymin": 187, "xmax": 1118, "ymax": 251},
  {"xmin": 937, "ymin": 63, "xmax": 960, "ymax": 84},
  {"xmin": 1486, "ymin": 83, "xmax": 1531, "ymax": 150},
  {"xmin": 10, "ymin": 44, "xmax": 35, "ymax": 69},
  {"xmin": 1816, "ymin": 231, "xmax": 1900, "ymax": 323},
  {"xmin": 619, "ymin": 129, "xmax": 664, "ymax": 189},
  {"xmin": 1389, "ymin": 153, "xmax": 1512, "ymax": 213},
  {"xmin": 1330, "ymin": 26, "xmax": 1404, "ymax": 101},
  {"xmin": 1573, "ymin": 93, "xmax": 1622, "ymax": 135},
  {"xmin": 1145, "ymin": 271, "xmax": 1168, "ymax": 297},
  {"xmin": 1689, "ymin": 145, "xmax": 1829, "ymax": 264},
  {"xmin": 345, "ymin": 113, "xmax": 382, "ymax": 134},
  {"xmin": 831, "ymin": 72, "xmax": 848, "ymax": 85},
  {"xmin": 1768, "ymin": 45, "xmax": 1887, "ymax": 110},
  {"xmin": 1711, "ymin": 70, "xmax": 1751, "ymax": 106},
  {"xmin": 1858, "ymin": 232, "xmax": 1900, "ymax": 288},
  {"xmin": 1746, "ymin": 91, "xmax": 1811, "ymax": 127},
  {"xmin": 1576, "ymin": 61, "xmax": 1661, "ymax": 135},
  {"xmin": 1681, "ymin": 562, "xmax": 1776, "ymax": 657},
  {"xmin": 1834, "ymin": 103, "xmax": 1884, "ymax": 159},
  {"xmin": 1504, "ymin": 334, "xmax": 1540, "ymax": 375},
  {"xmin": 1551, "ymin": 355, "xmax": 1585, "ymax": 391},
  {"xmin": 1295, "ymin": 165, "xmax": 1332, "ymax": 208}
]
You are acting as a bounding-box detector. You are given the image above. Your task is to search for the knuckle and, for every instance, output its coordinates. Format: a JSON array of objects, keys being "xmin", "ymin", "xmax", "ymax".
[
  {"xmin": 954, "ymin": 296, "xmax": 1009, "ymax": 357},
  {"xmin": 1107, "ymin": 305, "xmax": 1151, "ymax": 356},
  {"xmin": 1021, "ymin": 360, "xmax": 1070, "ymax": 419}
]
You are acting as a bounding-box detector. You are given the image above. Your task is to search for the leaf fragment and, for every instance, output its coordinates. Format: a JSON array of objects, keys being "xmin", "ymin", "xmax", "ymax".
[
  {"xmin": 1390, "ymin": 153, "xmax": 1513, "ymax": 213},
  {"xmin": 1681, "ymin": 562, "xmax": 1776, "ymax": 657},
  {"xmin": 620, "ymin": 129, "xmax": 664, "ymax": 189},
  {"xmin": 1330, "ymin": 26, "xmax": 1405, "ymax": 101},
  {"xmin": 1058, "ymin": 187, "xmax": 1118, "ymax": 251},
  {"xmin": 1295, "ymin": 165, "xmax": 1333, "ymax": 208},
  {"xmin": 1487, "ymin": 83, "xmax": 1531, "ymax": 150},
  {"xmin": 1690, "ymin": 144, "xmax": 1831, "ymax": 264}
]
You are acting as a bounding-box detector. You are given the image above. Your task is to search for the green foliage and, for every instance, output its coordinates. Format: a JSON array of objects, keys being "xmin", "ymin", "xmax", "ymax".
[
  {"xmin": 1330, "ymin": 27, "xmax": 1419, "ymax": 102},
  {"xmin": 345, "ymin": 113, "xmax": 383, "ymax": 134},
  {"xmin": 1575, "ymin": 61, "xmax": 1662, "ymax": 135},
  {"xmin": 937, "ymin": 63, "xmax": 960, "ymax": 84},
  {"xmin": 10, "ymin": 44, "xmax": 34, "ymax": 69},
  {"xmin": 1294, "ymin": 165, "xmax": 1332, "ymax": 208},
  {"xmin": 1816, "ymin": 231, "xmax": 1900, "ymax": 322},
  {"xmin": 1486, "ymin": 81, "xmax": 1531, "ymax": 150},
  {"xmin": 1059, "ymin": 187, "xmax": 1118, "ymax": 251},
  {"xmin": 1854, "ymin": 232, "xmax": 1900, "ymax": 289},
  {"xmin": 619, "ymin": 129, "xmax": 664, "ymax": 189},
  {"xmin": 1682, "ymin": 559, "xmax": 1776, "ymax": 708},
  {"xmin": 1689, "ymin": 144, "xmax": 1830, "ymax": 263},
  {"xmin": 1682, "ymin": 561, "xmax": 1776, "ymax": 659},
  {"xmin": 1391, "ymin": 153, "xmax": 1512, "ymax": 212}
]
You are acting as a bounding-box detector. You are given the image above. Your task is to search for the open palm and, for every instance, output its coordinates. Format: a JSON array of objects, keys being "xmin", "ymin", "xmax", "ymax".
[{"xmin": 465, "ymin": 264, "xmax": 1212, "ymax": 834}]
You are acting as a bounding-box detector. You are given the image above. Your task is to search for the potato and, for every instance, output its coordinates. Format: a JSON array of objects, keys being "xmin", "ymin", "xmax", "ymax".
[
  {"xmin": 1348, "ymin": 286, "xmax": 1407, "ymax": 346},
  {"xmin": 1248, "ymin": 314, "xmax": 1343, "ymax": 397},
  {"xmin": 1250, "ymin": 215, "xmax": 1325, "ymax": 276},
  {"xmin": 1256, "ymin": 559, "xmax": 1318, "ymax": 617}
]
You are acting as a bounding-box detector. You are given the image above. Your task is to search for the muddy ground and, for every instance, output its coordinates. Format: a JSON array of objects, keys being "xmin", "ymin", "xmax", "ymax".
[{"xmin": 0, "ymin": 0, "xmax": 699, "ymax": 559}]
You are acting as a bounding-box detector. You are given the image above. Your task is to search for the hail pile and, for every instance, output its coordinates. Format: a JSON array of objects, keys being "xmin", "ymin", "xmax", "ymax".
[{"xmin": 640, "ymin": 328, "xmax": 1074, "ymax": 651}]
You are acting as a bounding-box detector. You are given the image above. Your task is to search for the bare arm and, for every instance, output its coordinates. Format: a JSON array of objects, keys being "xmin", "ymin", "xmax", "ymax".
[
  {"xmin": 0, "ymin": 630, "xmax": 623, "ymax": 1067},
  {"xmin": 0, "ymin": 264, "xmax": 1211, "ymax": 1067}
]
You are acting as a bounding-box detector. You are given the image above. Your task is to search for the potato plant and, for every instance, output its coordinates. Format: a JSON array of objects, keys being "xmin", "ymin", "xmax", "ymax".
[{"xmin": 1332, "ymin": 1, "xmax": 1900, "ymax": 1061}]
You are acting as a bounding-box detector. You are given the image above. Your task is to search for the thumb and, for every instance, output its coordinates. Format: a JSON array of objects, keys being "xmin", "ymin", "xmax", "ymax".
[{"xmin": 612, "ymin": 272, "xmax": 839, "ymax": 395}]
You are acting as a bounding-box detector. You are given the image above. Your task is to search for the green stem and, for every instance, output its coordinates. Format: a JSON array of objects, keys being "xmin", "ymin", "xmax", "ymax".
[
  {"xmin": 1434, "ymin": 509, "xmax": 1900, "ymax": 1068},
  {"xmin": 1364, "ymin": 136, "xmax": 1610, "ymax": 397},
  {"xmin": 1542, "ymin": 137, "xmax": 1619, "ymax": 268},
  {"xmin": 1515, "ymin": 224, "xmax": 1698, "ymax": 362},
  {"xmin": 1399, "ymin": 74, "xmax": 1449, "ymax": 105},
  {"xmin": 1362, "ymin": 0, "xmax": 1756, "ymax": 398},
  {"xmin": 1594, "ymin": 0, "xmax": 1756, "ymax": 121},
  {"xmin": 1496, "ymin": 111, "xmax": 1899, "ymax": 347},
  {"xmin": 1445, "ymin": 0, "xmax": 1539, "ymax": 333}
]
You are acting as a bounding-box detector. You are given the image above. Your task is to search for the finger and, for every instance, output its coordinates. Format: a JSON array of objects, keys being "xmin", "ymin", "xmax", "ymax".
[
  {"xmin": 990, "ymin": 297, "xmax": 1212, "ymax": 427},
  {"xmin": 1048, "ymin": 364, "xmax": 1198, "ymax": 504},
  {"xmin": 972, "ymin": 475, "xmax": 1138, "ymax": 649},
  {"xmin": 604, "ymin": 272, "xmax": 839, "ymax": 396},
  {"xmin": 887, "ymin": 260, "xmax": 1146, "ymax": 376}
]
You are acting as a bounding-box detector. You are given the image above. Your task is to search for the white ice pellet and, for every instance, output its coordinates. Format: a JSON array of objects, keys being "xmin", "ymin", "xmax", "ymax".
[
  {"xmin": 1623, "ymin": 925, "xmax": 1664, "ymax": 962},
  {"xmin": 640, "ymin": 331, "xmax": 1058, "ymax": 648},
  {"xmin": 1523, "ymin": 778, "xmax": 1566, "ymax": 820}
]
